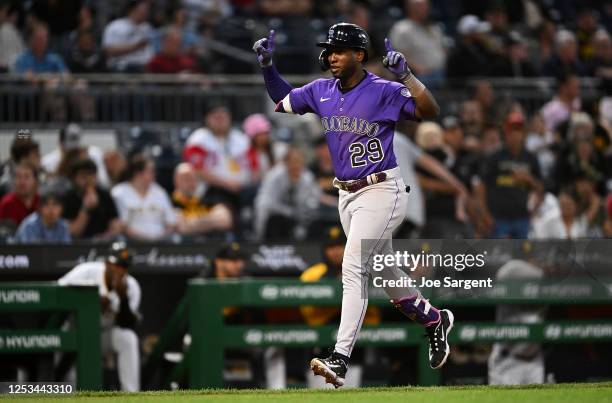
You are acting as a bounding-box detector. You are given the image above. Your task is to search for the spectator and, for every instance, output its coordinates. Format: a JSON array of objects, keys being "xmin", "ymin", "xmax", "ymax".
[
  {"xmin": 459, "ymin": 99, "xmax": 484, "ymax": 138},
  {"xmin": 102, "ymin": 0, "xmax": 153, "ymax": 72},
  {"xmin": 254, "ymin": 147, "xmax": 320, "ymax": 241},
  {"xmin": 586, "ymin": 29, "xmax": 612, "ymax": 79},
  {"xmin": 0, "ymin": 137, "xmax": 41, "ymax": 197},
  {"xmin": 575, "ymin": 7, "xmax": 600, "ymax": 63},
  {"xmin": 415, "ymin": 121, "xmax": 474, "ymax": 238},
  {"xmin": 243, "ymin": 113, "xmax": 274, "ymax": 182},
  {"xmin": 492, "ymin": 30, "xmax": 538, "ymax": 77},
  {"xmin": 58, "ymin": 242, "xmax": 141, "ymax": 392},
  {"xmin": 147, "ymin": 28, "xmax": 196, "ymax": 74},
  {"xmin": 0, "ymin": 163, "xmax": 39, "ymax": 227},
  {"xmin": 393, "ymin": 129, "xmax": 469, "ymax": 238},
  {"xmin": 111, "ymin": 154, "xmax": 177, "ymax": 241},
  {"xmin": 104, "ymin": 150, "xmax": 128, "ymax": 187},
  {"xmin": 388, "ymin": 0, "xmax": 447, "ymax": 84},
  {"xmin": 532, "ymin": 190, "xmax": 587, "ymax": 239},
  {"xmin": 172, "ymin": 162, "xmax": 233, "ymax": 237},
  {"xmin": 0, "ymin": 1, "xmax": 24, "ymax": 72},
  {"xmin": 446, "ymin": 14, "xmax": 495, "ymax": 79},
  {"xmin": 476, "ymin": 111, "xmax": 544, "ymax": 238},
  {"xmin": 481, "ymin": 124, "xmax": 502, "ymax": 155},
  {"xmin": 13, "ymin": 23, "xmax": 68, "ymax": 75},
  {"xmin": 555, "ymin": 113, "xmax": 606, "ymax": 190},
  {"xmin": 542, "ymin": 30, "xmax": 588, "ymax": 77},
  {"xmin": 532, "ymin": 18, "xmax": 557, "ymax": 72},
  {"xmin": 153, "ymin": 6, "xmax": 198, "ymax": 54},
  {"xmin": 183, "ymin": 105, "xmax": 252, "ymax": 212},
  {"xmin": 42, "ymin": 123, "xmax": 110, "ymax": 188},
  {"xmin": 62, "ymin": 158, "xmax": 124, "ymax": 240},
  {"xmin": 540, "ymin": 72, "xmax": 581, "ymax": 133},
  {"xmin": 574, "ymin": 171, "xmax": 606, "ymax": 237},
  {"xmin": 483, "ymin": 3, "xmax": 511, "ymax": 53},
  {"xmin": 182, "ymin": 0, "xmax": 233, "ymax": 31},
  {"xmin": 66, "ymin": 29, "xmax": 106, "ymax": 73},
  {"xmin": 525, "ymin": 113, "xmax": 557, "ymax": 186},
  {"xmin": 15, "ymin": 187, "xmax": 71, "ymax": 243}
]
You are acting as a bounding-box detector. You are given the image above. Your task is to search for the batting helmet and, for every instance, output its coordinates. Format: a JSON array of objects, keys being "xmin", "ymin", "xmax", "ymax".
[
  {"xmin": 107, "ymin": 241, "xmax": 133, "ymax": 268},
  {"xmin": 317, "ymin": 23, "xmax": 369, "ymax": 71}
]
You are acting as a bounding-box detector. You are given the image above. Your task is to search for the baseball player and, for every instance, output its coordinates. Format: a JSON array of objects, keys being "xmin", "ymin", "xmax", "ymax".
[
  {"xmin": 58, "ymin": 241, "xmax": 141, "ymax": 391},
  {"xmin": 253, "ymin": 23, "xmax": 455, "ymax": 387}
]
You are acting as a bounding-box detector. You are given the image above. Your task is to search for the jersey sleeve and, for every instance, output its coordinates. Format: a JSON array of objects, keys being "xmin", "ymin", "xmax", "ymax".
[
  {"xmin": 286, "ymin": 80, "xmax": 320, "ymax": 115},
  {"xmin": 382, "ymin": 82, "xmax": 418, "ymax": 122}
]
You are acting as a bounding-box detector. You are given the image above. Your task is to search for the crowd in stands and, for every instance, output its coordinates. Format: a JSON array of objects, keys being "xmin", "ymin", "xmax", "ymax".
[
  {"xmin": 0, "ymin": 0, "xmax": 610, "ymax": 78},
  {"xmin": 0, "ymin": 0, "xmax": 611, "ymax": 242}
]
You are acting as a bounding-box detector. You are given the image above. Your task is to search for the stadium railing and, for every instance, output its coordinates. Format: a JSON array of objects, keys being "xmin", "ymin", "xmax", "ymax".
[
  {"xmin": 183, "ymin": 277, "xmax": 612, "ymax": 388},
  {"xmin": 0, "ymin": 74, "xmax": 602, "ymax": 126},
  {"xmin": 0, "ymin": 282, "xmax": 102, "ymax": 390}
]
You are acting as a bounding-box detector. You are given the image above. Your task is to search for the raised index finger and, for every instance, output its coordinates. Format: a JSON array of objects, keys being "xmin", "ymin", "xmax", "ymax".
[
  {"xmin": 268, "ymin": 30, "xmax": 276, "ymax": 46},
  {"xmin": 384, "ymin": 37, "xmax": 394, "ymax": 53}
]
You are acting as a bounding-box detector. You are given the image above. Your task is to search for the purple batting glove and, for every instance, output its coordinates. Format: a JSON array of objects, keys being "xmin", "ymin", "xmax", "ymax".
[
  {"xmin": 253, "ymin": 30, "xmax": 276, "ymax": 67},
  {"xmin": 382, "ymin": 38, "xmax": 411, "ymax": 79}
]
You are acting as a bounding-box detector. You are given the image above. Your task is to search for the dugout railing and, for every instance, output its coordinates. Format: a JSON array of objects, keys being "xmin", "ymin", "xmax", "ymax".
[
  {"xmin": 0, "ymin": 283, "xmax": 102, "ymax": 390},
  {"xmin": 184, "ymin": 277, "xmax": 612, "ymax": 388}
]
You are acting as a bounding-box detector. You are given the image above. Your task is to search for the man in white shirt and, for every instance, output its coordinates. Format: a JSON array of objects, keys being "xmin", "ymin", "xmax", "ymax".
[
  {"xmin": 102, "ymin": 0, "xmax": 154, "ymax": 72},
  {"xmin": 111, "ymin": 154, "xmax": 177, "ymax": 241},
  {"xmin": 183, "ymin": 105, "xmax": 252, "ymax": 212},
  {"xmin": 58, "ymin": 241, "xmax": 141, "ymax": 391}
]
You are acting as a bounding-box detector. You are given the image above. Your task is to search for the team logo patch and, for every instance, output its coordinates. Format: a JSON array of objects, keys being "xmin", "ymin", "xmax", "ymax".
[{"xmin": 401, "ymin": 88, "xmax": 410, "ymax": 98}]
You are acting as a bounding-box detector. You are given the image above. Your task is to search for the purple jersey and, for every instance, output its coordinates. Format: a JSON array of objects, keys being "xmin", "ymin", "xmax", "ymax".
[{"xmin": 285, "ymin": 71, "xmax": 418, "ymax": 180}]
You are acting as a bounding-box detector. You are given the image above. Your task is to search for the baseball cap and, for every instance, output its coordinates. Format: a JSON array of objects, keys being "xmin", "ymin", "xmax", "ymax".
[
  {"xmin": 107, "ymin": 241, "xmax": 133, "ymax": 268},
  {"xmin": 61, "ymin": 123, "xmax": 82, "ymax": 150},
  {"xmin": 216, "ymin": 242, "xmax": 246, "ymax": 260},
  {"xmin": 457, "ymin": 15, "xmax": 491, "ymax": 35},
  {"xmin": 242, "ymin": 113, "xmax": 271, "ymax": 138},
  {"xmin": 324, "ymin": 226, "xmax": 347, "ymax": 247}
]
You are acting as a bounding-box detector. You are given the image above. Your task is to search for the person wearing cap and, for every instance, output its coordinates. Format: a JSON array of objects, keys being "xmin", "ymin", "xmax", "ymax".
[
  {"xmin": 446, "ymin": 14, "xmax": 497, "ymax": 79},
  {"xmin": 475, "ymin": 110, "xmax": 544, "ymax": 238},
  {"xmin": 14, "ymin": 187, "xmax": 71, "ymax": 243},
  {"xmin": 416, "ymin": 118, "xmax": 480, "ymax": 238},
  {"xmin": 102, "ymin": 0, "xmax": 153, "ymax": 72},
  {"xmin": 42, "ymin": 123, "xmax": 110, "ymax": 188},
  {"xmin": 58, "ymin": 241, "xmax": 141, "ymax": 391},
  {"xmin": 62, "ymin": 157, "xmax": 124, "ymax": 240},
  {"xmin": 300, "ymin": 226, "xmax": 379, "ymax": 388},
  {"xmin": 243, "ymin": 113, "xmax": 275, "ymax": 182},
  {"xmin": 183, "ymin": 105, "xmax": 252, "ymax": 214}
]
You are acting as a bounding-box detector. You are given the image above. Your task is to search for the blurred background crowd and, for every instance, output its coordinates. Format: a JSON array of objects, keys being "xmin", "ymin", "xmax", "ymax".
[{"xmin": 0, "ymin": 0, "xmax": 612, "ymax": 244}]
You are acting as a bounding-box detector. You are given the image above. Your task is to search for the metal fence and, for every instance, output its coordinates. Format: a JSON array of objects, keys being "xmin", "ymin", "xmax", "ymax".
[{"xmin": 0, "ymin": 74, "xmax": 603, "ymax": 126}]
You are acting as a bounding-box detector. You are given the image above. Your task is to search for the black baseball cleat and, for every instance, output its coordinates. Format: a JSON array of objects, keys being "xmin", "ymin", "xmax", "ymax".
[
  {"xmin": 310, "ymin": 352, "xmax": 348, "ymax": 388},
  {"xmin": 425, "ymin": 309, "xmax": 455, "ymax": 369}
]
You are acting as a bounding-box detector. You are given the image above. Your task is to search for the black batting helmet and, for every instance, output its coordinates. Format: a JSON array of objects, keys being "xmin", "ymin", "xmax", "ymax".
[
  {"xmin": 317, "ymin": 23, "xmax": 369, "ymax": 71},
  {"xmin": 107, "ymin": 241, "xmax": 133, "ymax": 268}
]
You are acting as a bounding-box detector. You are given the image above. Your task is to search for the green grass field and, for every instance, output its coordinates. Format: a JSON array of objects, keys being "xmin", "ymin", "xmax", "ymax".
[{"xmin": 6, "ymin": 382, "xmax": 612, "ymax": 403}]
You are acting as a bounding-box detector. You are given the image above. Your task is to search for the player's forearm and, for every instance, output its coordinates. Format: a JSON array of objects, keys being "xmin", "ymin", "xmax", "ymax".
[
  {"xmin": 401, "ymin": 74, "xmax": 439, "ymax": 120},
  {"xmin": 262, "ymin": 65, "xmax": 293, "ymax": 104}
]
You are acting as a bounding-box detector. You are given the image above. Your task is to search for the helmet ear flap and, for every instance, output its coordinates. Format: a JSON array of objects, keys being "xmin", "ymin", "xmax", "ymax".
[{"xmin": 319, "ymin": 49, "xmax": 330, "ymax": 71}]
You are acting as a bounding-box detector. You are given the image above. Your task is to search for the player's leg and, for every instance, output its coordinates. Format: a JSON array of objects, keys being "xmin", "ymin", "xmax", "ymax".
[
  {"xmin": 311, "ymin": 176, "xmax": 409, "ymax": 387},
  {"xmin": 110, "ymin": 326, "xmax": 141, "ymax": 392}
]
